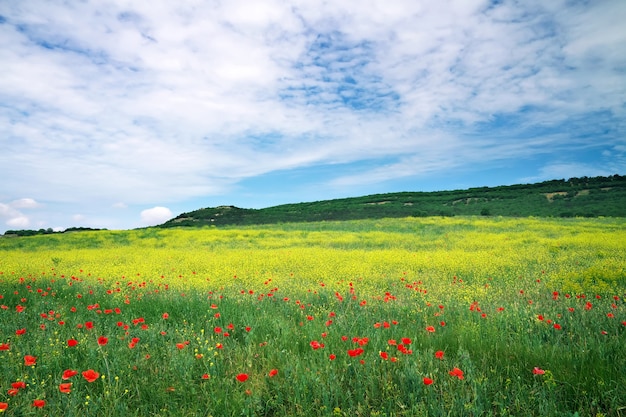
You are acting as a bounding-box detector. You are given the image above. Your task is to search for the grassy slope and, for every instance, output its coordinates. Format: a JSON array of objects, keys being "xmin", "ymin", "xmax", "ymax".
[{"xmin": 161, "ymin": 175, "xmax": 626, "ymax": 228}]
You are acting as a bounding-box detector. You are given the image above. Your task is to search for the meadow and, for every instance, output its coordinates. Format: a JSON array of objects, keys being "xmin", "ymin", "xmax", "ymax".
[{"xmin": 0, "ymin": 216, "xmax": 625, "ymax": 416}]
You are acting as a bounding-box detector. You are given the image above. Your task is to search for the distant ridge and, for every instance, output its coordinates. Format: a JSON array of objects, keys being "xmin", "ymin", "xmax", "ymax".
[{"xmin": 160, "ymin": 175, "xmax": 626, "ymax": 227}]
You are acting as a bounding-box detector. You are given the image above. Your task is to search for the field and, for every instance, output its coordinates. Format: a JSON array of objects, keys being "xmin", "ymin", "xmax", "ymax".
[{"xmin": 0, "ymin": 216, "xmax": 625, "ymax": 416}]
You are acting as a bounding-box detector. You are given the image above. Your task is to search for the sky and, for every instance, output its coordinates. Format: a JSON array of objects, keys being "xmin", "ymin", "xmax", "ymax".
[{"xmin": 1, "ymin": 0, "xmax": 625, "ymax": 233}]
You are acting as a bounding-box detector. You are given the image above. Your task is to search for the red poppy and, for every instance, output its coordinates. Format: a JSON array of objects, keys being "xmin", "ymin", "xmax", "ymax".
[
  {"xmin": 0, "ymin": 343, "xmax": 9, "ymax": 351},
  {"xmin": 423, "ymin": 377, "xmax": 434, "ymax": 385},
  {"xmin": 236, "ymin": 373, "xmax": 249, "ymax": 382},
  {"xmin": 62, "ymin": 369, "xmax": 78, "ymax": 380},
  {"xmin": 32, "ymin": 399, "xmax": 45, "ymax": 408},
  {"xmin": 97, "ymin": 336, "xmax": 108, "ymax": 346},
  {"xmin": 162, "ymin": 312, "xmax": 169, "ymax": 319},
  {"xmin": 85, "ymin": 321, "xmax": 94, "ymax": 329},
  {"xmin": 449, "ymin": 367, "xmax": 464, "ymax": 380},
  {"xmin": 379, "ymin": 351, "xmax": 389, "ymax": 360},
  {"xmin": 553, "ymin": 323, "xmax": 562, "ymax": 330},
  {"xmin": 82, "ymin": 369, "xmax": 100, "ymax": 382},
  {"xmin": 426, "ymin": 326, "xmax": 435, "ymax": 333},
  {"xmin": 15, "ymin": 328, "xmax": 26, "ymax": 336},
  {"xmin": 176, "ymin": 343, "xmax": 185, "ymax": 350},
  {"xmin": 24, "ymin": 355, "xmax": 37, "ymax": 366},
  {"xmin": 59, "ymin": 382, "xmax": 72, "ymax": 393},
  {"xmin": 329, "ymin": 354, "xmax": 336, "ymax": 360},
  {"xmin": 435, "ymin": 350, "xmax": 444, "ymax": 360},
  {"xmin": 347, "ymin": 348, "xmax": 364, "ymax": 357},
  {"xmin": 401, "ymin": 337, "xmax": 412, "ymax": 345},
  {"xmin": 533, "ymin": 367, "xmax": 545, "ymax": 375},
  {"xmin": 11, "ymin": 381, "xmax": 26, "ymax": 390},
  {"xmin": 7, "ymin": 389, "xmax": 18, "ymax": 396},
  {"xmin": 201, "ymin": 373, "xmax": 210, "ymax": 380},
  {"xmin": 0, "ymin": 402, "xmax": 7, "ymax": 412},
  {"xmin": 268, "ymin": 369, "xmax": 278, "ymax": 377},
  {"xmin": 310, "ymin": 340, "xmax": 323, "ymax": 350}
]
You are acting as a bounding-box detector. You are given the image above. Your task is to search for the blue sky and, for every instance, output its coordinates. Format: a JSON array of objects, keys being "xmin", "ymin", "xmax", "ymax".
[{"xmin": 1, "ymin": 0, "xmax": 625, "ymax": 232}]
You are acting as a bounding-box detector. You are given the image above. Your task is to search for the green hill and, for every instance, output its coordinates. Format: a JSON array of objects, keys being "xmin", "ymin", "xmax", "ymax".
[{"xmin": 160, "ymin": 174, "xmax": 626, "ymax": 227}]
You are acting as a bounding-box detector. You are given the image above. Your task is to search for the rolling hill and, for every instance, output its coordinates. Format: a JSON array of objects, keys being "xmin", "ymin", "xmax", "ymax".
[{"xmin": 160, "ymin": 174, "xmax": 626, "ymax": 228}]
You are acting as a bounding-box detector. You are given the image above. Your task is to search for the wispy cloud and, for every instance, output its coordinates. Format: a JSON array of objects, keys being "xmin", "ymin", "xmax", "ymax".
[{"xmin": 0, "ymin": 0, "xmax": 624, "ymax": 231}]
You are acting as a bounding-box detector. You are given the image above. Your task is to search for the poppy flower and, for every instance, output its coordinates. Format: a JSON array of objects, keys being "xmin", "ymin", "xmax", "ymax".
[
  {"xmin": 24, "ymin": 355, "xmax": 37, "ymax": 366},
  {"xmin": 84, "ymin": 321, "xmax": 94, "ymax": 329},
  {"xmin": 426, "ymin": 326, "xmax": 435, "ymax": 333},
  {"xmin": 329, "ymin": 354, "xmax": 336, "ymax": 360},
  {"xmin": 268, "ymin": 369, "xmax": 278, "ymax": 377},
  {"xmin": 162, "ymin": 312, "xmax": 169, "ymax": 319},
  {"xmin": 202, "ymin": 373, "xmax": 210, "ymax": 380},
  {"xmin": 59, "ymin": 383, "xmax": 72, "ymax": 393},
  {"xmin": 435, "ymin": 350, "xmax": 445, "ymax": 360},
  {"xmin": 176, "ymin": 343, "xmax": 185, "ymax": 350},
  {"xmin": 553, "ymin": 323, "xmax": 562, "ymax": 330},
  {"xmin": 236, "ymin": 373, "xmax": 249, "ymax": 382},
  {"xmin": 423, "ymin": 377, "xmax": 434, "ymax": 385},
  {"xmin": 449, "ymin": 367, "xmax": 464, "ymax": 380},
  {"xmin": 11, "ymin": 381, "xmax": 26, "ymax": 390},
  {"xmin": 62, "ymin": 369, "xmax": 78, "ymax": 380},
  {"xmin": 32, "ymin": 400, "xmax": 45, "ymax": 408},
  {"xmin": 0, "ymin": 402, "xmax": 7, "ymax": 412},
  {"xmin": 15, "ymin": 328, "xmax": 26, "ymax": 336},
  {"xmin": 533, "ymin": 367, "xmax": 545, "ymax": 375},
  {"xmin": 347, "ymin": 348, "xmax": 364, "ymax": 357},
  {"xmin": 379, "ymin": 351, "xmax": 389, "ymax": 360},
  {"xmin": 0, "ymin": 343, "xmax": 9, "ymax": 351},
  {"xmin": 310, "ymin": 340, "xmax": 323, "ymax": 350},
  {"xmin": 82, "ymin": 369, "xmax": 100, "ymax": 383},
  {"xmin": 401, "ymin": 337, "xmax": 412, "ymax": 345},
  {"xmin": 7, "ymin": 389, "xmax": 18, "ymax": 396},
  {"xmin": 97, "ymin": 336, "xmax": 108, "ymax": 346}
]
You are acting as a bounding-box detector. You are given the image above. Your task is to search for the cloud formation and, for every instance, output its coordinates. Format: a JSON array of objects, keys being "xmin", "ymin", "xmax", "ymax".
[
  {"xmin": 0, "ymin": 198, "xmax": 39, "ymax": 229},
  {"xmin": 140, "ymin": 206, "xmax": 173, "ymax": 226},
  {"xmin": 0, "ymin": 0, "xmax": 624, "ymax": 232}
]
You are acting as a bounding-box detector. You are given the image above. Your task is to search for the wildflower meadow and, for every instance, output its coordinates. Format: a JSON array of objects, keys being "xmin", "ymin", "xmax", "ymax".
[{"xmin": 0, "ymin": 216, "xmax": 624, "ymax": 416}]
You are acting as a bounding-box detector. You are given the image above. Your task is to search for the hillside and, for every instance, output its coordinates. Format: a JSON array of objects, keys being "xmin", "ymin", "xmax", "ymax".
[{"xmin": 160, "ymin": 174, "xmax": 626, "ymax": 227}]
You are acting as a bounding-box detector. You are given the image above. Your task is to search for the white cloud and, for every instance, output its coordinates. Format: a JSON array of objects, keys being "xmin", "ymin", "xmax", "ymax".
[
  {"xmin": 6, "ymin": 215, "xmax": 30, "ymax": 228},
  {"xmin": 0, "ymin": 0, "xmax": 624, "ymax": 232},
  {"xmin": 140, "ymin": 206, "xmax": 173, "ymax": 226},
  {"xmin": 10, "ymin": 198, "xmax": 40, "ymax": 209},
  {"xmin": 0, "ymin": 198, "xmax": 41, "ymax": 230}
]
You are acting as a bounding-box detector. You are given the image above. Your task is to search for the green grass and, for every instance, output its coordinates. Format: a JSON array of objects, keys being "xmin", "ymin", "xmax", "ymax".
[{"xmin": 0, "ymin": 217, "xmax": 625, "ymax": 416}]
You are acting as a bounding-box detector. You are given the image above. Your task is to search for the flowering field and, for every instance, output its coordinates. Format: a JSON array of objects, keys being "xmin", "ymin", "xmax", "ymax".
[{"xmin": 0, "ymin": 216, "xmax": 625, "ymax": 416}]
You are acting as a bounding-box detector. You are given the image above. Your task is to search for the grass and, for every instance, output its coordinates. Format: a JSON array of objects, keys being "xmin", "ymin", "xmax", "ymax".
[{"xmin": 0, "ymin": 216, "xmax": 625, "ymax": 416}]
